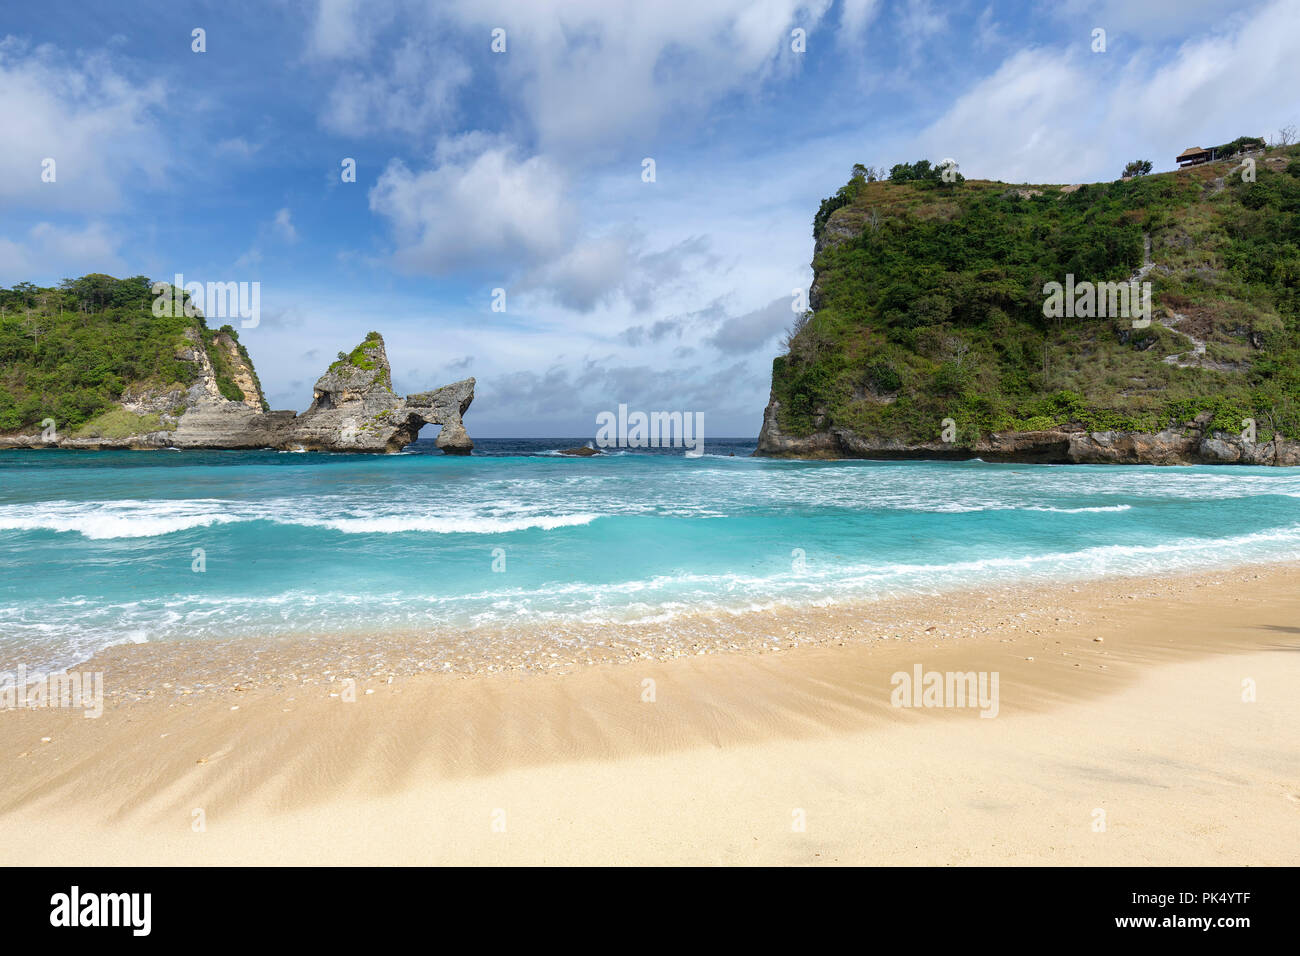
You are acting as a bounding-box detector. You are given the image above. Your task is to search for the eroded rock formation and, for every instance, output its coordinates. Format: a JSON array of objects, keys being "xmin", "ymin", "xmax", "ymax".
[{"xmin": 269, "ymin": 333, "xmax": 475, "ymax": 453}]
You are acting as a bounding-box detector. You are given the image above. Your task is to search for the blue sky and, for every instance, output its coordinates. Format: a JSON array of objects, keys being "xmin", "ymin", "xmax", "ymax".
[{"xmin": 2, "ymin": 0, "xmax": 1297, "ymax": 436}]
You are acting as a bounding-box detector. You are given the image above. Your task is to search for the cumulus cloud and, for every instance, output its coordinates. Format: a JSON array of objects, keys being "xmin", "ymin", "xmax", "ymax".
[
  {"xmin": 445, "ymin": 0, "xmax": 833, "ymax": 157},
  {"xmin": 0, "ymin": 38, "xmax": 167, "ymax": 210},
  {"xmin": 911, "ymin": 0, "xmax": 1300, "ymax": 184},
  {"xmin": 367, "ymin": 136, "xmax": 722, "ymax": 310},
  {"xmin": 369, "ymin": 144, "xmax": 575, "ymax": 275},
  {"xmin": 307, "ymin": 0, "xmax": 820, "ymax": 315},
  {"xmin": 308, "ymin": 0, "xmax": 836, "ymax": 155}
]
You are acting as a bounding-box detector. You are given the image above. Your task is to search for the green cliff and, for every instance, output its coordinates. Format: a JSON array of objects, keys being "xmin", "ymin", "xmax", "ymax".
[
  {"xmin": 758, "ymin": 144, "xmax": 1300, "ymax": 464},
  {"xmin": 0, "ymin": 274, "xmax": 266, "ymax": 439}
]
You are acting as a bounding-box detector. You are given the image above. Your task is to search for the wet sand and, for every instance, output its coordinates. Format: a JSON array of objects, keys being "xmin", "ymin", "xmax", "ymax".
[{"xmin": 0, "ymin": 564, "xmax": 1297, "ymax": 865}]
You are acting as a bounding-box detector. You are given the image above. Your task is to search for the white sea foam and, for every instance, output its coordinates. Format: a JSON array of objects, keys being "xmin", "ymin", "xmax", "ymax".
[
  {"xmin": 286, "ymin": 513, "xmax": 601, "ymax": 534},
  {"xmin": 0, "ymin": 501, "xmax": 240, "ymax": 539},
  {"xmin": 0, "ymin": 499, "xmax": 603, "ymax": 539},
  {"xmin": 1023, "ymin": 504, "xmax": 1132, "ymax": 513}
]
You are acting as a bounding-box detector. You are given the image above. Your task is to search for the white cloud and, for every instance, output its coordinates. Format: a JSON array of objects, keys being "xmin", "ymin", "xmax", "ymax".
[
  {"xmin": 308, "ymin": 0, "xmax": 839, "ymax": 329},
  {"xmin": 320, "ymin": 37, "xmax": 470, "ymax": 138},
  {"xmin": 1119, "ymin": 0, "xmax": 1300, "ymax": 146},
  {"xmin": 0, "ymin": 38, "xmax": 168, "ymax": 210},
  {"xmin": 706, "ymin": 296, "xmax": 795, "ymax": 354},
  {"xmin": 838, "ymin": 0, "xmax": 882, "ymax": 38},
  {"xmin": 307, "ymin": 0, "xmax": 383, "ymax": 59},
  {"xmin": 913, "ymin": 48, "xmax": 1098, "ymax": 183},
  {"xmin": 369, "ymin": 145, "xmax": 575, "ymax": 275},
  {"xmin": 911, "ymin": 0, "xmax": 1300, "ymax": 184},
  {"xmin": 0, "ymin": 222, "xmax": 123, "ymax": 284},
  {"xmin": 308, "ymin": 0, "xmax": 835, "ymax": 155},
  {"xmin": 456, "ymin": 0, "xmax": 831, "ymax": 157},
  {"xmin": 524, "ymin": 235, "xmax": 631, "ymax": 313},
  {"xmin": 515, "ymin": 232, "xmax": 720, "ymax": 314},
  {"xmin": 272, "ymin": 208, "xmax": 298, "ymax": 243}
]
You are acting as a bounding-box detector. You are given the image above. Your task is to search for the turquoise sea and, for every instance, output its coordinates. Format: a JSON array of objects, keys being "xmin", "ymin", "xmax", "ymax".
[{"xmin": 2, "ymin": 438, "xmax": 1299, "ymax": 673}]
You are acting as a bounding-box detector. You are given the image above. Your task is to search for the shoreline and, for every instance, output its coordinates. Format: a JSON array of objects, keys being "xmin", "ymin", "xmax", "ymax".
[
  {"xmin": 26, "ymin": 558, "xmax": 1300, "ymax": 699},
  {"xmin": 1, "ymin": 562, "xmax": 1298, "ymax": 864}
]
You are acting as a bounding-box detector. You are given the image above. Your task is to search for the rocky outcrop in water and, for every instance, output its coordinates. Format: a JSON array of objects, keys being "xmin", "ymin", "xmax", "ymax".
[
  {"xmin": 1, "ymin": 332, "xmax": 474, "ymax": 454},
  {"xmin": 265, "ymin": 332, "xmax": 474, "ymax": 453},
  {"xmin": 756, "ymin": 394, "xmax": 1300, "ymax": 465}
]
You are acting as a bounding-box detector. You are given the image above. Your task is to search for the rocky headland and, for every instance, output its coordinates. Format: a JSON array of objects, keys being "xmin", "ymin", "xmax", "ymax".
[
  {"xmin": 757, "ymin": 144, "xmax": 1300, "ymax": 465},
  {"xmin": 0, "ymin": 330, "xmax": 474, "ymax": 454}
]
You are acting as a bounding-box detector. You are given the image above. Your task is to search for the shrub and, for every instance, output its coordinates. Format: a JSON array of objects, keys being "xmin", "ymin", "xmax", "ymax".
[{"xmin": 866, "ymin": 361, "xmax": 902, "ymax": 393}]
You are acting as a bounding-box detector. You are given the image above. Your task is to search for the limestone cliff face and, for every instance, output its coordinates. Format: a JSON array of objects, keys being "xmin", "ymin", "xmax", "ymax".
[
  {"xmin": 212, "ymin": 331, "xmax": 265, "ymax": 411},
  {"xmin": 3, "ymin": 332, "xmax": 474, "ymax": 454},
  {"xmin": 173, "ymin": 327, "xmax": 264, "ymax": 411}
]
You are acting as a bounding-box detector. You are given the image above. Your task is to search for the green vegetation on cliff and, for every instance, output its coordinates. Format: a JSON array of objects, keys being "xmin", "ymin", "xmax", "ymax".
[
  {"xmin": 775, "ymin": 144, "xmax": 1300, "ymax": 445},
  {"xmin": 0, "ymin": 274, "xmax": 263, "ymax": 432},
  {"xmin": 329, "ymin": 331, "xmax": 392, "ymax": 388},
  {"xmin": 72, "ymin": 408, "xmax": 169, "ymax": 439}
]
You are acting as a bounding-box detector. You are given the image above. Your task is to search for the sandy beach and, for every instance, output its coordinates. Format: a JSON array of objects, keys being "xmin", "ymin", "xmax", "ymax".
[{"xmin": 1, "ymin": 563, "xmax": 1297, "ymax": 866}]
